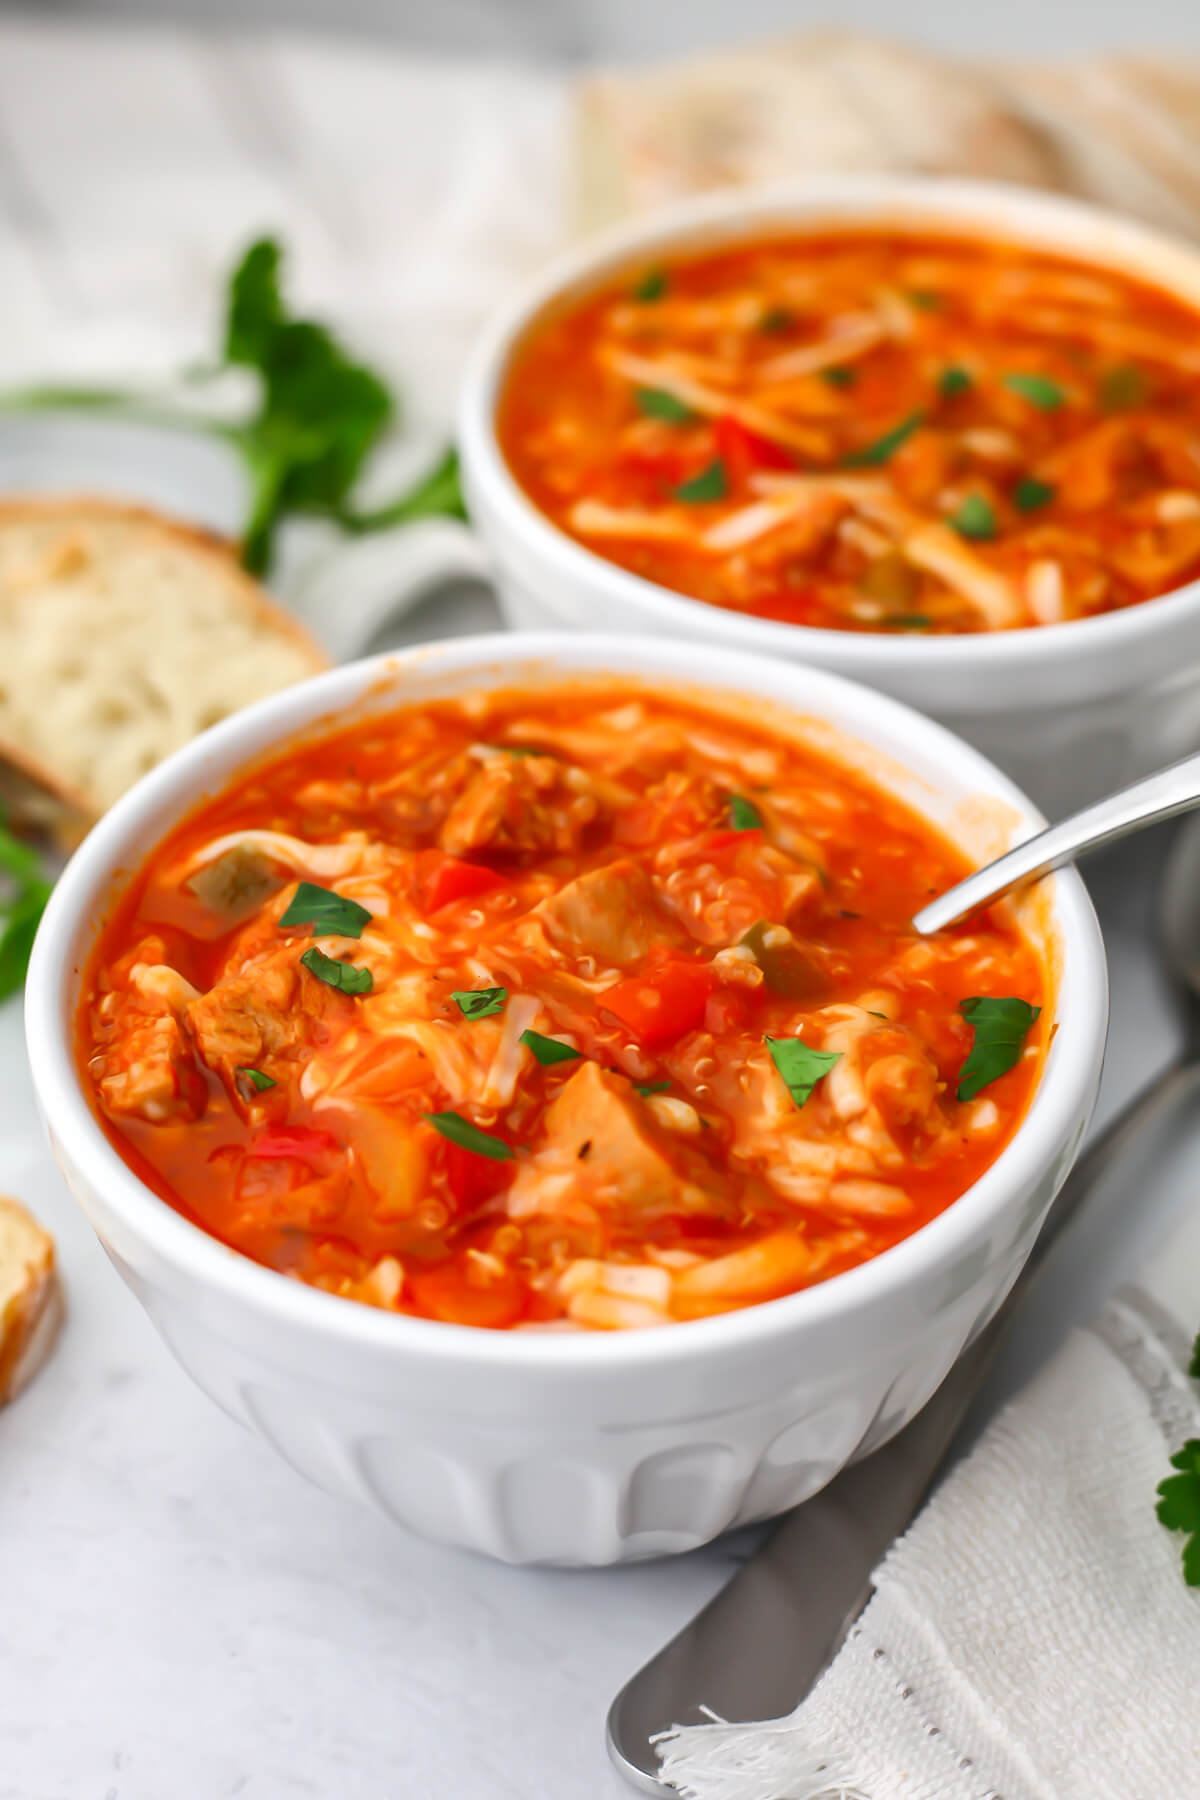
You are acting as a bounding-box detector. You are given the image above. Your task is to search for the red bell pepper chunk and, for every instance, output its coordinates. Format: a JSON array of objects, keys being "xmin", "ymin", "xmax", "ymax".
[
  {"xmin": 443, "ymin": 1141, "xmax": 511, "ymax": 1213},
  {"xmin": 416, "ymin": 850, "xmax": 505, "ymax": 913},
  {"xmin": 249, "ymin": 1124, "xmax": 339, "ymax": 1163},
  {"xmin": 601, "ymin": 959, "xmax": 714, "ymax": 1049},
  {"xmin": 702, "ymin": 827, "xmax": 763, "ymax": 855},
  {"xmin": 715, "ymin": 414, "xmax": 796, "ymax": 484}
]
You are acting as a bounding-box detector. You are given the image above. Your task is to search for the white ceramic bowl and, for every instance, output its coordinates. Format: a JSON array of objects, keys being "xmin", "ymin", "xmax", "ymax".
[
  {"xmin": 458, "ymin": 175, "xmax": 1200, "ymax": 820},
  {"xmin": 25, "ymin": 634, "xmax": 1107, "ymax": 1566}
]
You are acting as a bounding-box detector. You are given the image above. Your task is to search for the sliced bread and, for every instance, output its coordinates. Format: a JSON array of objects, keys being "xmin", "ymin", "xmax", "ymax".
[
  {"xmin": 0, "ymin": 498, "xmax": 329, "ymax": 820},
  {"xmin": 0, "ymin": 1196, "xmax": 63, "ymax": 1406}
]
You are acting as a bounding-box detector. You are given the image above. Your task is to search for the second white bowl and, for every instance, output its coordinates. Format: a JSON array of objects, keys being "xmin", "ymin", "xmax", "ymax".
[{"xmin": 459, "ymin": 176, "xmax": 1200, "ymax": 819}]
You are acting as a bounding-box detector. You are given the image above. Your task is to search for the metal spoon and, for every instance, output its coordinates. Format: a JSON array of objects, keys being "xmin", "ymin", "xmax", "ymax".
[
  {"xmin": 607, "ymin": 813, "xmax": 1200, "ymax": 1794},
  {"xmin": 915, "ymin": 745, "xmax": 1200, "ymax": 935}
]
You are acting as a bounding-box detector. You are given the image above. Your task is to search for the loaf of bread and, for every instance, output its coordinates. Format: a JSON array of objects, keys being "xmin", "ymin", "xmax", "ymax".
[
  {"xmin": 0, "ymin": 1196, "xmax": 63, "ymax": 1406},
  {"xmin": 572, "ymin": 35, "xmax": 1200, "ymax": 246},
  {"xmin": 573, "ymin": 35, "xmax": 1070, "ymax": 234},
  {"xmin": 0, "ymin": 499, "xmax": 328, "ymax": 824}
]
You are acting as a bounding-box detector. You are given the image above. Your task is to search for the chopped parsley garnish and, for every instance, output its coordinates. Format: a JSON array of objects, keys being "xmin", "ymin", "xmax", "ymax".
[
  {"xmin": 842, "ymin": 410, "xmax": 924, "ymax": 468},
  {"xmin": 299, "ymin": 945, "xmax": 373, "ymax": 995},
  {"xmin": 1157, "ymin": 1424, "xmax": 1200, "ymax": 1587},
  {"xmin": 675, "ymin": 459, "xmax": 727, "ymax": 504},
  {"xmin": 938, "ymin": 366, "xmax": 972, "ymax": 399},
  {"xmin": 1003, "ymin": 372, "xmax": 1064, "ymax": 412},
  {"xmin": 948, "ymin": 494, "xmax": 996, "ymax": 541},
  {"xmin": 236, "ymin": 1066, "xmax": 276, "ymax": 1093},
  {"xmin": 759, "ymin": 306, "xmax": 795, "ymax": 334},
  {"xmin": 633, "ymin": 267, "xmax": 668, "ymax": 303},
  {"xmin": 888, "ymin": 613, "xmax": 932, "ymax": 631},
  {"xmin": 424, "ymin": 1110, "xmax": 514, "ymax": 1160},
  {"xmin": 907, "ymin": 289, "xmax": 941, "ymax": 311},
  {"xmin": 822, "ymin": 365, "xmax": 857, "ymax": 389},
  {"xmin": 279, "ymin": 881, "xmax": 372, "ymax": 939},
  {"xmin": 635, "ymin": 1080, "xmax": 671, "ymax": 1097},
  {"xmin": 452, "ymin": 986, "xmax": 507, "ymax": 1019},
  {"xmin": 956, "ymin": 996, "xmax": 1041, "ymax": 1101},
  {"xmin": 520, "ymin": 1029, "xmax": 582, "ymax": 1066},
  {"xmin": 729, "ymin": 794, "xmax": 764, "ymax": 831},
  {"xmin": 765, "ymin": 1035, "xmax": 842, "ymax": 1109},
  {"xmin": 1013, "ymin": 476, "xmax": 1055, "ymax": 513},
  {"xmin": 636, "ymin": 387, "xmax": 696, "ymax": 424},
  {"xmin": 1099, "ymin": 364, "xmax": 1147, "ymax": 412}
]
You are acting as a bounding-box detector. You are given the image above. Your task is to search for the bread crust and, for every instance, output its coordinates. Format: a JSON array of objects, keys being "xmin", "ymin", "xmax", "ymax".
[
  {"xmin": 0, "ymin": 495, "xmax": 330, "ymax": 823},
  {"xmin": 0, "ymin": 1196, "xmax": 63, "ymax": 1406}
]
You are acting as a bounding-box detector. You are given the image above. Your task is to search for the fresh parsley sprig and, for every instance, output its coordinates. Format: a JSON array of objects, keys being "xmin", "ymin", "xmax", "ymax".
[{"xmin": 0, "ymin": 237, "xmax": 466, "ymax": 575}]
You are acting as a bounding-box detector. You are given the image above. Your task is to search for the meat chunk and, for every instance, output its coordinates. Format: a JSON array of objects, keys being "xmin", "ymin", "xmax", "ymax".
[
  {"xmin": 95, "ymin": 1009, "xmax": 204, "ymax": 1123},
  {"xmin": 439, "ymin": 752, "xmax": 603, "ymax": 857},
  {"xmin": 186, "ymin": 945, "xmax": 343, "ymax": 1083},
  {"xmin": 531, "ymin": 860, "xmax": 670, "ymax": 967},
  {"xmin": 507, "ymin": 1063, "xmax": 723, "ymax": 1222},
  {"xmin": 89, "ymin": 937, "xmax": 206, "ymax": 1124}
]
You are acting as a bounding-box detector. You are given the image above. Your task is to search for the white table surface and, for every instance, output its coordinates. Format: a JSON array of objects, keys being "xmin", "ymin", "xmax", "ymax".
[
  {"xmin": 0, "ymin": 20, "xmax": 1197, "ymax": 1798},
  {"xmin": 0, "ymin": 563, "xmax": 1193, "ymax": 1799}
]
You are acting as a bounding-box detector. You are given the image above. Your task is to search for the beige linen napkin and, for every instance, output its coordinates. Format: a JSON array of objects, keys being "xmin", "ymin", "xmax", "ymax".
[{"xmin": 655, "ymin": 1205, "xmax": 1200, "ymax": 1800}]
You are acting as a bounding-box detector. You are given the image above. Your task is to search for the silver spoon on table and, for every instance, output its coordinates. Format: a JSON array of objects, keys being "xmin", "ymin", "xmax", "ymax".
[
  {"xmin": 914, "ymin": 744, "xmax": 1200, "ymax": 934},
  {"xmin": 607, "ymin": 779, "xmax": 1200, "ymax": 1794}
]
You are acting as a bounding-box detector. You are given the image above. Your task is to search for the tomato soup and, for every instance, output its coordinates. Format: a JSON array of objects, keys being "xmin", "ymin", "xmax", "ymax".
[
  {"xmin": 79, "ymin": 687, "xmax": 1044, "ymax": 1329},
  {"xmin": 499, "ymin": 233, "xmax": 1200, "ymax": 633}
]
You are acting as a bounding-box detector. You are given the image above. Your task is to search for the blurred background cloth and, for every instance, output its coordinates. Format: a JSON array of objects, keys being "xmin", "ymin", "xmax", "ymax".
[{"xmin": 1, "ymin": 14, "xmax": 1199, "ymax": 434}]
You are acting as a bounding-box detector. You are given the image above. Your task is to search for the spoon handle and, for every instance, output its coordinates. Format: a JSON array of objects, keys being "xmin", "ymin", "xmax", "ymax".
[{"xmin": 914, "ymin": 747, "xmax": 1200, "ymax": 935}]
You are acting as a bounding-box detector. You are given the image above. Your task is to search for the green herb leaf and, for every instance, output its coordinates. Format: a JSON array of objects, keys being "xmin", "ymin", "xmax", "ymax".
[
  {"xmin": 765, "ymin": 1034, "xmax": 842, "ymax": 1109},
  {"xmin": 1003, "ymin": 372, "xmax": 1064, "ymax": 411},
  {"xmin": 424, "ymin": 1110, "xmax": 514, "ymax": 1160},
  {"xmin": 343, "ymin": 446, "xmax": 467, "ymax": 535},
  {"xmin": 938, "ymin": 366, "xmax": 972, "ymax": 399},
  {"xmin": 822, "ymin": 365, "xmax": 857, "ymax": 389},
  {"xmin": 225, "ymin": 237, "xmax": 285, "ymax": 367},
  {"xmin": 842, "ymin": 410, "xmax": 924, "ymax": 468},
  {"xmin": 888, "ymin": 614, "xmax": 932, "ymax": 631},
  {"xmin": 519, "ymin": 1029, "xmax": 582, "ymax": 1066},
  {"xmin": 956, "ymin": 996, "xmax": 1041, "ymax": 1101},
  {"xmin": 759, "ymin": 306, "xmax": 795, "ymax": 334},
  {"xmin": 633, "ymin": 267, "xmax": 668, "ymax": 303},
  {"xmin": 675, "ymin": 459, "xmax": 727, "ymax": 504},
  {"xmin": 635, "ymin": 387, "xmax": 696, "ymax": 424},
  {"xmin": 1099, "ymin": 364, "xmax": 1147, "ymax": 412},
  {"xmin": 0, "ymin": 879, "xmax": 51, "ymax": 1003},
  {"xmin": 907, "ymin": 289, "xmax": 941, "ymax": 311},
  {"xmin": 225, "ymin": 236, "xmax": 396, "ymax": 574},
  {"xmin": 452, "ymin": 986, "xmax": 507, "ymax": 1019},
  {"xmin": 279, "ymin": 881, "xmax": 372, "ymax": 939},
  {"xmin": 299, "ymin": 945, "xmax": 373, "ymax": 995},
  {"xmin": 0, "ymin": 812, "xmax": 51, "ymax": 1003},
  {"xmin": 1157, "ymin": 1438, "xmax": 1200, "ymax": 1586},
  {"xmin": 729, "ymin": 794, "xmax": 764, "ymax": 831},
  {"xmin": 236, "ymin": 1066, "xmax": 276, "ymax": 1093},
  {"xmin": 948, "ymin": 494, "xmax": 996, "ymax": 541},
  {"xmin": 1013, "ymin": 476, "xmax": 1055, "ymax": 513},
  {"xmin": 635, "ymin": 1080, "xmax": 671, "ymax": 1097}
]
